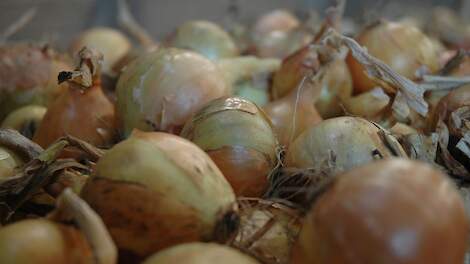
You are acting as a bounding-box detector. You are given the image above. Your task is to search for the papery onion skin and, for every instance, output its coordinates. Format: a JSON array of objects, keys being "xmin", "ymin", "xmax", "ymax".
[
  {"xmin": 70, "ymin": 27, "xmax": 131, "ymax": 74},
  {"xmin": 0, "ymin": 219, "xmax": 93, "ymax": 264},
  {"xmin": 347, "ymin": 21, "xmax": 440, "ymax": 94},
  {"xmin": 0, "ymin": 44, "xmax": 71, "ymax": 120},
  {"xmin": 143, "ymin": 242, "xmax": 260, "ymax": 264},
  {"xmin": 167, "ymin": 20, "xmax": 238, "ymax": 61},
  {"xmin": 81, "ymin": 131, "xmax": 237, "ymax": 258},
  {"xmin": 286, "ymin": 116, "xmax": 403, "ymax": 172},
  {"xmin": 116, "ymin": 48, "xmax": 230, "ymax": 137},
  {"xmin": 180, "ymin": 97, "xmax": 278, "ymax": 197},
  {"xmin": 291, "ymin": 159, "xmax": 469, "ymax": 264}
]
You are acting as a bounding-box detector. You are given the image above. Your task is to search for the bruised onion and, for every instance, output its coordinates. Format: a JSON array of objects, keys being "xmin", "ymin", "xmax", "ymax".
[
  {"xmin": 1, "ymin": 105, "xmax": 46, "ymax": 138},
  {"xmin": 0, "ymin": 44, "xmax": 71, "ymax": 120},
  {"xmin": 70, "ymin": 27, "xmax": 131, "ymax": 74},
  {"xmin": 286, "ymin": 116, "xmax": 406, "ymax": 172},
  {"xmin": 180, "ymin": 97, "xmax": 278, "ymax": 197},
  {"xmin": 291, "ymin": 159, "xmax": 469, "ymax": 264},
  {"xmin": 33, "ymin": 48, "xmax": 117, "ymax": 151},
  {"xmin": 166, "ymin": 20, "xmax": 239, "ymax": 60},
  {"xmin": 143, "ymin": 243, "xmax": 260, "ymax": 264},
  {"xmin": 116, "ymin": 48, "xmax": 230, "ymax": 136},
  {"xmin": 347, "ymin": 21, "xmax": 441, "ymax": 94},
  {"xmin": 81, "ymin": 130, "xmax": 238, "ymax": 258},
  {"xmin": 271, "ymin": 45, "xmax": 353, "ymax": 118}
]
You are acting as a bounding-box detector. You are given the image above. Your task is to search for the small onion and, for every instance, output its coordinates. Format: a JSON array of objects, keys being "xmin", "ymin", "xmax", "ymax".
[
  {"xmin": 116, "ymin": 48, "xmax": 230, "ymax": 136},
  {"xmin": 252, "ymin": 9, "xmax": 300, "ymax": 37},
  {"xmin": 1, "ymin": 105, "xmax": 46, "ymax": 139},
  {"xmin": 0, "ymin": 219, "xmax": 92, "ymax": 264},
  {"xmin": 0, "ymin": 146, "xmax": 23, "ymax": 179},
  {"xmin": 291, "ymin": 159, "xmax": 469, "ymax": 264},
  {"xmin": 342, "ymin": 87, "xmax": 390, "ymax": 120},
  {"xmin": 347, "ymin": 21, "xmax": 441, "ymax": 94},
  {"xmin": 180, "ymin": 97, "xmax": 278, "ymax": 197},
  {"xmin": 166, "ymin": 20, "xmax": 239, "ymax": 61},
  {"xmin": 143, "ymin": 243, "xmax": 260, "ymax": 264},
  {"xmin": 81, "ymin": 130, "xmax": 238, "ymax": 258},
  {"xmin": 286, "ymin": 116, "xmax": 405, "ymax": 172},
  {"xmin": 70, "ymin": 27, "xmax": 131, "ymax": 74},
  {"xmin": 0, "ymin": 44, "xmax": 71, "ymax": 120}
]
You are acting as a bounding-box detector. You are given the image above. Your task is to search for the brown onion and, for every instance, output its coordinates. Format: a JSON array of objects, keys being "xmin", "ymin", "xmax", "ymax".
[
  {"xmin": 291, "ymin": 159, "xmax": 469, "ymax": 264},
  {"xmin": 33, "ymin": 48, "xmax": 117, "ymax": 152},
  {"xmin": 1, "ymin": 105, "xmax": 46, "ymax": 139},
  {"xmin": 347, "ymin": 21, "xmax": 441, "ymax": 94},
  {"xmin": 143, "ymin": 243, "xmax": 260, "ymax": 264},
  {"xmin": 181, "ymin": 97, "xmax": 278, "ymax": 197},
  {"xmin": 81, "ymin": 130, "xmax": 238, "ymax": 258}
]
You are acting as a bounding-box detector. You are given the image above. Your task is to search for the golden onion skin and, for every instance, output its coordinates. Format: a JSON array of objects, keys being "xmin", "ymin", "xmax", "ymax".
[
  {"xmin": 291, "ymin": 159, "xmax": 469, "ymax": 264},
  {"xmin": 81, "ymin": 131, "xmax": 237, "ymax": 258},
  {"xmin": 180, "ymin": 97, "xmax": 278, "ymax": 197},
  {"xmin": 0, "ymin": 219, "xmax": 92, "ymax": 264},
  {"xmin": 286, "ymin": 117, "xmax": 403, "ymax": 172},
  {"xmin": 116, "ymin": 48, "xmax": 230, "ymax": 136},
  {"xmin": 143, "ymin": 242, "xmax": 260, "ymax": 264},
  {"xmin": 167, "ymin": 20, "xmax": 238, "ymax": 61},
  {"xmin": 347, "ymin": 21, "xmax": 440, "ymax": 94}
]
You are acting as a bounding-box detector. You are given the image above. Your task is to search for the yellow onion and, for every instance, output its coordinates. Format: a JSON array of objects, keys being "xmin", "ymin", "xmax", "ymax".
[
  {"xmin": 166, "ymin": 20, "xmax": 239, "ymax": 61},
  {"xmin": 342, "ymin": 87, "xmax": 390, "ymax": 120},
  {"xmin": 286, "ymin": 116, "xmax": 406, "ymax": 172},
  {"xmin": 271, "ymin": 45, "xmax": 353, "ymax": 118},
  {"xmin": 291, "ymin": 159, "xmax": 469, "ymax": 264},
  {"xmin": 1, "ymin": 105, "xmax": 47, "ymax": 138},
  {"xmin": 0, "ymin": 44, "xmax": 71, "ymax": 120},
  {"xmin": 233, "ymin": 198, "xmax": 302, "ymax": 264},
  {"xmin": 81, "ymin": 130, "xmax": 238, "ymax": 258},
  {"xmin": 347, "ymin": 21, "xmax": 441, "ymax": 94},
  {"xmin": 252, "ymin": 10, "xmax": 300, "ymax": 37},
  {"xmin": 33, "ymin": 48, "xmax": 117, "ymax": 152},
  {"xmin": 116, "ymin": 48, "xmax": 230, "ymax": 136},
  {"xmin": 70, "ymin": 27, "xmax": 131, "ymax": 74},
  {"xmin": 0, "ymin": 146, "xmax": 23, "ymax": 179},
  {"xmin": 143, "ymin": 242, "xmax": 260, "ymax": 264},
  {"xmin": 264, "ymin": 85, "xmax": 322, "ymax": 148},
  {"xmin": 180, "ymin": 97, "xmax": 278, "ymax": 197}
]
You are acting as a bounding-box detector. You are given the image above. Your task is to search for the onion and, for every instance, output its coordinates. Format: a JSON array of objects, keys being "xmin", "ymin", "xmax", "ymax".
[
  {"xmin": 233, "ymin": 198, "xmax": 302, "ymax": 264},
  {"xmin": 180, "ymin": 97, "xmax": 278, "ymax": 197},
  {"xmin": 143, "ymin": 243, "xmax": 260, "ymax": 264},
  {"xmin": 342, "ymin": 87, "xmax": 390, "ymax": 120},
  {"xmin": 286, "ymin": 116, "xmax": 406, "ymax": 172},
  {"xmin": 430, "ymin": 84, "xmax": 470, "ymax": 134},
  {"xmin": 81, "ymin": 130, "xmax": 238, "ymax": 258},
  {"xmin": 291, "ymin": 159, "xmax": 469, "ymax": 264},
  {"xmin": 271, "ymin": 45, "xmax": 353, "ymax": 118},
  {"xmin": 347, "ymin": 21, "xmax": 441, "ymax": 94},
  {"xmin": 264, "ymin": 85, "xmax": 322, "ymax": 148},
  {"xmin": 166, "ymin": 20, "xmax": 239, "ymax": 61},
  {"xmin": 0, "ymin": 44, "xmax": 71, "ymax": 120},
  {"xmin": 0, "ymin": 146, "xmax": 23, "ymax": 179},
  {"xmin": 252, "ymin": 10, "xmax": 300, "ymax": 37},
  {"xmin": 1, "ymin": 105, "xmax": 46, "ymax": 139},
  {"xmin": 116, "ymin": 48, "xmax": 230, "ymax": 136},
  {"xmin": 70, "ymin": 27, "xmax": 131, "ymax": 75},
  {"xmin": 33, "ymin": 48, "xmax": 117, "ymax": 152}
]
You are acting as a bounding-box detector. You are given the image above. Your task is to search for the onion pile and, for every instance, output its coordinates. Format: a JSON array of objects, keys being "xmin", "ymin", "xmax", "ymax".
[
  {"xmin": 81, "ymin": 130, "xmax": 238, "ymax": 258},
  {"xmin": 291, "ymin": 159, "xmax": 469, "ymax": 264},
  {"xmin": 181, "ymin": 97, "xmax": 278, "ymax": 197}
]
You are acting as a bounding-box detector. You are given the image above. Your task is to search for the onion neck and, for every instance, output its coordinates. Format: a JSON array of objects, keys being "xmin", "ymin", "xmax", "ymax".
[{"xmin": 58, "ymin": 47, "xmax": 103, "ymax": 92}]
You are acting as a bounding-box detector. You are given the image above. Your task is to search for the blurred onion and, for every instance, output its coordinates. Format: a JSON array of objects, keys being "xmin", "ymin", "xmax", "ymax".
[{"xmin": 1, "ymin": 105, "xmax": 46, "ymax": 139}]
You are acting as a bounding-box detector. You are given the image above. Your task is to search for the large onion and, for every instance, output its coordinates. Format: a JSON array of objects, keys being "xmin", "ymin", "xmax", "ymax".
[
  {"xmin": 0, "ymin": 44, "xmax": 71, "ymax": 120},
  {"xmin": 143, "ymin": 243, "xmax": 260, "ymax": 264},
  {"xmin": 81, "ymin": 130, "xmax": 238, "ymax": 258},
  {"xmin": 291, "ymin": 159, "xmax": 469, "ymax": 264},
  {"xmin": 116, "ymin": 48, "xmax": 230, "ymax": 136},
  {"xmin": 166, "ymin": 20, "xmax": 239, "ymax": 61},
  {"xmin": 1, "ymin": 105, "xmax": 46, "ymax": 139},
  {"xmin": 180, "ymin": 97, "xmax": 278, "ymax": 197},
  {"xmin": 347, "ymin": 21, "xmax": 441, "ymax": 94}
]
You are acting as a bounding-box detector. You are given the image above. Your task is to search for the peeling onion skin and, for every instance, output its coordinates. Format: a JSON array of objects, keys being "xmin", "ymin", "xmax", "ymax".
[
  {"xmin": 181, "ymin": 97, "xmax": 278, "ymax": 197},
  {"xmin": 291, "ymin": 159, "xmax": 469, "ymax": 264},
  {"xmin": 70, "ymin": 27, "xmax": 131, "ymax": 74},
  {"xmin": 81, "ymin": 131, "xmax": 237, "ymax": 258},
  {"xmin": 286, "ymin": 117, "xmax": 403, "ymax": 173},
  {"xmin": 0, "ymin": 219, "xmax": 93, "ymax": 264},
  {"xmin": 143, "ymin": 243, "xmax": 260, "ymax": 264},
  {"xmin": 0, "ymin": 44, "xmax": 71, "ymax": 121},
  {"xmin": 116, "ymin": 48, "xmax": 230, "ymax": 137},
  {"xmin": 167, "ymin": 20, "xmax": 239, "ymax": 61},
  {"xmin": 347, "ymin": 21, "xmax": 441, "ymax": 94}
]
